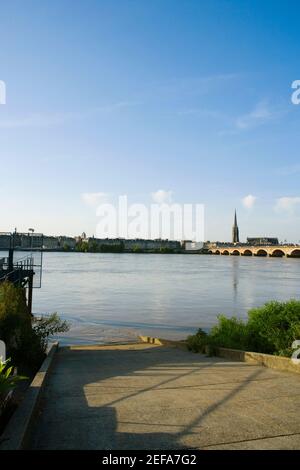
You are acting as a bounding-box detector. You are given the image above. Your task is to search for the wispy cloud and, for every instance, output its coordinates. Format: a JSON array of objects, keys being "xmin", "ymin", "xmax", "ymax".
[
  {"xmin": 218, "ymin": 100, "xmax": 286, "ymax": 136},
  {"xmin": 242, "ymin": 194, "xmax": 257, "ymax": 209},
  {"xmin": 236, "ymin": 100, "xmax": 280, "ymax": 130},
  {"xmin": 151, "ymin": 189, "xmax": 173, "ymax": 204},
  {"xmin": 81, "ymin": 192, "xmax": 110, "ymax": 207},
  {"xmin": 275, "ymin": 197, "xmax": 300, "ymax": 214},
  {"xmin": 0, "ymin": 101, "xmax": 140, "ymax": 129}
]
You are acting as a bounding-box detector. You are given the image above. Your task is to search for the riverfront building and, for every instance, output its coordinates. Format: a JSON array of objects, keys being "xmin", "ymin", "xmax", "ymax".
[{"xmin": 247, "ymin": 237, "xmax": 279, "ymax": 246}]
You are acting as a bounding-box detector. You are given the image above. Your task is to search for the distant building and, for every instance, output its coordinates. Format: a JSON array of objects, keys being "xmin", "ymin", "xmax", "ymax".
[
  {"xmin": 0, "ymin": 233, "xmax": 11, "ymax": 249},
  {"xmin": 247, "ymin": 237, "xmax": 279, "ymax": 246},
  {"xmin": 232, "ymin": 210, "xmax": 239, "ymax": 244},
  {"xmin": 124, "ymin": 238, "xmax": 180, "ymax": 251},
  {"xmin": 58, "ymin": 236, "xmax": 76, "ymax": 250},
  {"xmin": 84, "ymin": 237, "xmax": 181, "ymax": 252},
  {"xmin": 181, "ymin": 241, "xmax": 203, "ymax": 252},
  {"xmin": 41, "ymin": 236, "xmax": 59, "ymax": 249}
]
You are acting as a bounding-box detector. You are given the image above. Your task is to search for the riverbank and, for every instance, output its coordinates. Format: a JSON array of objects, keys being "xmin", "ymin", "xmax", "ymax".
[{"xmin": 0, "ymin": 247, "xmax": 205, "ymax": 254}]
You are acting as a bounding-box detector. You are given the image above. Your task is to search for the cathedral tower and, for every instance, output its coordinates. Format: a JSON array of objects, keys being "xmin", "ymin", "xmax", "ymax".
[{"xmin": 232, "ymin": 210, "xmax": 239, "ymax": 244}]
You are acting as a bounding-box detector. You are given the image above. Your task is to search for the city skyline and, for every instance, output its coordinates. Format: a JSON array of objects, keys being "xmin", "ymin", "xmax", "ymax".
[
  {"xmin": 0, "ymin": 208, "xmax": 296, "ymax": 245},
  {"xmin": 1, "ymin": 1, "xmax": 300, "ymax": 241}
]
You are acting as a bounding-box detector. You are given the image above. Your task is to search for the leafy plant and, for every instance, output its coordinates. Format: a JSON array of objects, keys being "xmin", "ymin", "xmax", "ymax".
[
  {"xmin": 209, "ymin": 315, "xmax": 252, "ymax": 351},
  {"xmin": 0, "ymin": 282, "xmax": 31, "ymax": 353},
  {"xmin": 187, "ymin": 299, "xmax": 300, "ymax": 357},
  {"xmin": 0, "ymin": 358, "xmax": 27, "ymax": 408},
  {"xmin": 33, "ymin": 313, "xmax": 70, "ymax": 352},
  {"xmin": 15, "ymin": 313, "xmax": 70, "ymax": 370},
  {"xmin": 0, "ymin": 282, "xmax": 70, "ymax": 371},
  {"xmin": 247, "ymin": 300, "xmax": 300, "ymax": 356},
  {"xmin": 186, "ymin": 328, "xmax": 208, "ymax": 353}
]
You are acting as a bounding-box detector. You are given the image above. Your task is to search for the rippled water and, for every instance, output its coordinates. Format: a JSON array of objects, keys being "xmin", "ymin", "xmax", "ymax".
[
  {"xmin": 2, "ymin": 251, "xmax": 300, "ymax": 345},
  {"xmin": 28, "ymin": 252, "xmax": 300, "ymax": 344}
]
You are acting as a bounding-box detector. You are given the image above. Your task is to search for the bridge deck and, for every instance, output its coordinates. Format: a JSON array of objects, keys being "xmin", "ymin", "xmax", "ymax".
[{"xmin": 29, "ymin": 343, "xmax": 300, "ymax": 450}]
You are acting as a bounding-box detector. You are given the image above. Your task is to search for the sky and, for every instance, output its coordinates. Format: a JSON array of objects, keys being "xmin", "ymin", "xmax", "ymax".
[{"xmin": 0, "ymin": 0, "xmax": 300, "ymax": 242}]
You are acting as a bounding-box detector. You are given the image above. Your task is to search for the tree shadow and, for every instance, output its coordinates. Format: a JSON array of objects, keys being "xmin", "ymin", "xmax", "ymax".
[{"xmin": 30, "ymin": 344, "xmax": 267, "ymax": 450}]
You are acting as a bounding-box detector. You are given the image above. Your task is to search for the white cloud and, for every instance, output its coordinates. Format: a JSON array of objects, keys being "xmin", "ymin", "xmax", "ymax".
[
  {"xmin": 236, "ymin": 101, "xmax": 272, "ymax": 129},
  {"xmin": 151, "ymin": 189, "xmax": 173, "ymax": 204},
  {"xmin": 275, "ymin": 197, "xmax": 300, "ymax": 214},
  {"xmin": 242, "ymin": 194, "xmax": 257, "ymax": 209},
  {"xmin": 235, "ymin": 100, "xmax": 282, "ymax": 130},
  {"xmin": 81, "ymin": 192, "xmax": 109, "ymax": 207}
]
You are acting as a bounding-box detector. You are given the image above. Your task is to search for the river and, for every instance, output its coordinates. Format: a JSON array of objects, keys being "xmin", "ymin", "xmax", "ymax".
[{"xmin": 17, "ymin": 251, "xmax": 299, "ymax": 345}]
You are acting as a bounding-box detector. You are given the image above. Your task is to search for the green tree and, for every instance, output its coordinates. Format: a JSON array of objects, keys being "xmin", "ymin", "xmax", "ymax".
[{"xmin": 132, "ymin": 244, "xmax": 143, "ymax": 253}]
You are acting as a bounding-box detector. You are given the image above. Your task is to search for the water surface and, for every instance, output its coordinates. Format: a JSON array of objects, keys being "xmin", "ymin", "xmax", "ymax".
[{"xmin": 25, "ymin": 252, "xmax": 300, "ymax": 344}]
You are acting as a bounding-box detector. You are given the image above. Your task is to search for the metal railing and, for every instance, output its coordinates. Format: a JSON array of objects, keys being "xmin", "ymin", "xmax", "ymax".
[{"xmin": 0, "ymin": 255, "xmax": 34, "ymax": 284}]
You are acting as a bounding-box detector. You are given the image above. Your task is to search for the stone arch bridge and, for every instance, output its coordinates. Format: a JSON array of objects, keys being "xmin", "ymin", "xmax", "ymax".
[{"xmin": 207, "ymin": 245, "xmax": 300, "ymax": 258}]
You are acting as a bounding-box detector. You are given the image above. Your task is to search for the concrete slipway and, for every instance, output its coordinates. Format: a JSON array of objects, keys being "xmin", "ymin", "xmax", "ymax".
[{"xmin": 28, "ymin": 343, "xmax": 300, "ymax": 450}]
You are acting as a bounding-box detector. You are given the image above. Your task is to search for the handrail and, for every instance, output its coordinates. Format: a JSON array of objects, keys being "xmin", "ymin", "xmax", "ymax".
[
  {"xmin": 0, "ymin": 269, "xmax": 21, "ymax": 284},
  {"xmin": 0, "ymin": 255, "xmax": 33, "ymax": 269},
  {"xmin": 0, "ymin": 256, "xmax": 34, "ymax": 277}
]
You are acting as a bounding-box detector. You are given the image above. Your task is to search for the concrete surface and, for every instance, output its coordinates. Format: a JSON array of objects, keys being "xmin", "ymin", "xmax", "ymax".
[{"xmin": 29, "ymin": 343, "xmax": 300, "ymax": 450}]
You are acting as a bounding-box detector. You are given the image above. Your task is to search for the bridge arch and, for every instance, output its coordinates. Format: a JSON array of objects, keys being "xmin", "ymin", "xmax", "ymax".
[
  {"xmin": 289, "ymin": 249, "xmax": 300, "ymax": 258},
  {"xmin": 231, "ymin": 250, "xmax": 240, "ymax": 256},
  {"xmin": 242, "ymin": 249, "xmax": 253, "ymax": 256},
  {"xmin": 215, "ymin": 250, "xmax": 220, "ymax": 255},
  {"xmin": 255, "ymin": 249, "xmax": 268, "ymax": 257},
  {"xmin": 222, "ymin": 250, "xmax": 229, "ymax": 256},
  {"xmin": 271, "ymin": 249, "xmax": 285, "ymax": 257}
]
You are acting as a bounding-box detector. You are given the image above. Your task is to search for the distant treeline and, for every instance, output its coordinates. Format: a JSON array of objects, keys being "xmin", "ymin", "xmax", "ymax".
[{"xmin": 74, "ymin": 240, "xmax": 178, "ymax": 254}]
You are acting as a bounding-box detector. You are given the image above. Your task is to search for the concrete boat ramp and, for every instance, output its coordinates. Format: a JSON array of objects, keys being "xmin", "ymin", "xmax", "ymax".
[{"xmin": 24, "ymin": 342, "xmax": 300, "ymax": 449}]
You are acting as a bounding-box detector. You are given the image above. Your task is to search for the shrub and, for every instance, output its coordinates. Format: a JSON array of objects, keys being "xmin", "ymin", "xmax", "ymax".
[
  {"xmin": 33, "ymin": 313, "xmax": 70, "ymax": 352},
  {"xmin": 186, "ymin": 328, "xmax": 208, "ymax": 353},
  {"xmin": 187, "ymin": 299, "xmax": 300, "ymax": 357},
  {"xmin": 0, "ymin": 282, "xmax": 70, "ymax": 371},
  {"xmin": 12, "ymin": 313, "xmax": 70, "ymax": 371},
  {"xmin": 247, "ymin": 300, "xmax": 300, "ymax": 356},
  {"xmin": 209, "ymin": 315, "xmax": 252, "ymax": 352},
  {"xmin": 0, "ymin": 358, "xmax": 27, "ymax": 410},
  {"xmin": 0, "ymin": 282, "xmax": 31, "ymax": 354}
]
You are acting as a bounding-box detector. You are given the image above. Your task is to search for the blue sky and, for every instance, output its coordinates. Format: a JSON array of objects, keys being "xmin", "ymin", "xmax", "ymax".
[{"xmin": 0, "ymin": 0, "xmax": 300, "ymax": 241}]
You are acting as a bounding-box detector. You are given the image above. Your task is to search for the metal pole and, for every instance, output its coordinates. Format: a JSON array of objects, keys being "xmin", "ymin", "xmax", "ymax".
[
  {"xmin": 8, "ymin": 232, "xmax": 14, "ymax": 272},
  {"xmin": 28, "ymin": 274, "xmax": 33, "ymax": 315}
]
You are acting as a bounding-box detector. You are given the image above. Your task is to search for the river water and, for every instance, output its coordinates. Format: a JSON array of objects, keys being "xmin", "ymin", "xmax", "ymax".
[{"xmin": 2, "ymin": 251, "xmax": 300, "ymax": 345}]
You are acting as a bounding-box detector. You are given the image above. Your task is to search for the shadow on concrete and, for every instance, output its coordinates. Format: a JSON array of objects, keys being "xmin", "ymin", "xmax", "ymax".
[{"xmin": 30, "ymin": 344, "xmax": 266, "ymax": 450}]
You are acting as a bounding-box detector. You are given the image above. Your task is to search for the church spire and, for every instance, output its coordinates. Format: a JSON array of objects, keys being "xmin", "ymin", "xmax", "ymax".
[{"xmin": 232, "ymin": 209, "xmax": 239, "ymax": 244}]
